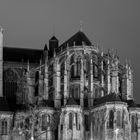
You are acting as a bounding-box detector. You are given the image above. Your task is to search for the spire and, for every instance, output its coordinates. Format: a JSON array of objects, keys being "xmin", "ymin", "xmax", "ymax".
[
  {"xmin": 44, "ymin": 44, "xmax": 48, "ymax": 51},
  {"xmin": 0, "ymin": 26, "xmax": 4, "ymax": 34},
  {"xmin": 80, "ymin": 20, "xmax": 83, "ymax": 32}
]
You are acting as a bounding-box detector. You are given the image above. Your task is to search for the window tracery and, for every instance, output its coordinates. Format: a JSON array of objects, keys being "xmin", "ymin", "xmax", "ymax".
[
  {"xmin": 35, "ymin": 71, "xmax": 39, "ymax": 96},
  {"xmin": 69, "ymin": 113, "xmax": 73, "ymax": 130},
  {"xmin": 131, "ymin": 115, "xmax": 137, "ymax": 132},
  {"xmin": 70, "ymin": 55, "xmax": 81, "ymax": 79},
  {"xmin": 3, "ymin": 69, "xmax": 18, "ymax": 98},
  {"xmin": 116, "ymin": 110, "xmax": 122, "ymax": 128},
  {"xmin": 108, "ymin": 110, "xmax": 114, "ymax": 129},
  {"xmin": 1, "ymin": 119, "xmax": 8, "ymax": 135}
]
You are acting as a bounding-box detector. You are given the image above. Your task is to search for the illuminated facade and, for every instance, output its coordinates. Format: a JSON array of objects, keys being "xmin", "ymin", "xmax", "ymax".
[{"xmin": 0, "ymin": 27, "xmax": 139, "ymax": 140}]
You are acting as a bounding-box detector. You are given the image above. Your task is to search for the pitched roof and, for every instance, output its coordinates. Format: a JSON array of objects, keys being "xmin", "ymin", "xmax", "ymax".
[
  {"xmin": 3, "ymin": 47, "xmax": 43, "ymax": 63},
  {"xmin": 49, "ymin": 36, "xmax": 58, "ymax": 41},
  {"xmin": 60, "ymin": 31, "xmax": 92, "ymax": 49},
  {"xmin": 94, "ymin": 93, "xmax": 122, "ymax": 106}
]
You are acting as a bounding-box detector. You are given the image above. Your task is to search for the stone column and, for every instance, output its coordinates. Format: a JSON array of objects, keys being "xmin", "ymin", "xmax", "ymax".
[
  {"xmin": 0, "ymin": 28, "xmax": 3, "ymax": 97},
  {"xmin": 111, "ymin": 58, "xmax": 119, "ymax": 94},
  {"xmin": 107, "ymin": 57, "xmax": 111, "ymax": 95},
  {"xmin": 44, "ymin": 61, "xmax": 48, "ymax": 100},
  {"xmin": 27, "ymin": 72, "xmax": 35, "ymax": 104},
  {"xmin": 89, "ymin": 58, "xmax": 93, "ymax": 107},
  {"xmin": 101, "ymin": 54, "xmax": 104, "ymax": 97},
  {"xmin": 80, "ymin": 59, "xmax": 84, "ymax": 106},
  {"xmin": 55, "ymin": 62, "xmax": 61, "ymax": 107},
  {"xmin": 39, "ymin": 64, "xmax": 44, "ymax": 98},
  {"xmin": 64, "ymin": 59, "xmax": 68, "ymax": 105}
]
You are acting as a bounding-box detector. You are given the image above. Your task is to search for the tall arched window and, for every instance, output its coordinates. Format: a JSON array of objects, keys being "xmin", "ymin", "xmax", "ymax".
[
  {"xmin": 116, "ymin": 110, "xmax": 122, "ymax": 128},
  {"xmin": 108, "ymin": 110, "xmax": 114, "ymax": 129},
  {"xmin": 70, "ymin": 55, "xmax": 81, "ymax": 79},
  {"xmin": 131, "ymin": 115, "xmax": 137, "ymax": 132},
  {"xmin": 70, "ymin": 55, "xmax": 75, "ymax": 78},
  {"xmin": 95, "ymin": 88, "xmax": 99, "ymax": 99},
  {"xmin": 1, "ymin": 119, "xmax": 7, "ymax": 135},
  {"xmin": 70, "ymin": 85, "xmax": 80, "ymax": 99},
  {"xmin": 93, "ymin": 64, "xmax": 98, "ymax": 78},
  {"xmin": 76, "ymin": 57, "xmax": 81, "ymax": 77},
  {"xmin": 3, "ymin": 69, "xmax": 18, "ymax": 98},
  {"xmin": 69, "ymin": 113, "xmax": 73, "ymax": 130},
  {"xmin": 85, "ymin": 115, "xmax": 89, "ymax": 131},
  {"xmin": 119, "ymin": 74, "xmax": 122, "ymax": 95},
  {"xmin": 35, "ymin": 71, "xmax": 39, "ymax": 96},
  {"xmin": 48, "ymin": 64, "xmax": 54, "ymax": 102},
  {"xmin": 75, "ymin": 113, "xmax": 80, "ymax": 130},
  {"xmin": 60, "ymin": 61, "xmax": 65, "ymax": 83}
]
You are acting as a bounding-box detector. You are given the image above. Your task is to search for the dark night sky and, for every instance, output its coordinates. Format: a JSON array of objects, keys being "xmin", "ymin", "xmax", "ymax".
[{"xmin": 0, "ymin": 0, "xmax": 140, "ymax": 103}]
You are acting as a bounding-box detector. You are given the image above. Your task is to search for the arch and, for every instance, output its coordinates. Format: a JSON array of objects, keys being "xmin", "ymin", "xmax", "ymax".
[
  {"xmin": 69, "ymin": 113, "xmax": 73, "ymax": 130},
  {"xmin": 95, "ymin": 87, "xmax": 99, "ymax": 99},
  {"xmin": 131, "ymin": 115, "xmax": 137, "ymax": 132},
  {"xmin": 116, "ymin": 110, "xmax": 122, "ymax": 128},
  {"xmin": 70, "ymin": 54, "xmax": 81, "ymax": 79},
  {"xmin": 3, "ymin": 69, "xmax": 18, "ymax": 98},
  {"xmin": 60, "ymin": 61, "xmax": 65, "ymax": 83},
  {"xmin": 108, "ymin": 110, "xmax": 114, "ymax": 129},
  {"xmin": 34, "ymin": 71, "xmax": 39, "ymax": 96},
  {"xmin": 1, "ymin": 119, "xmax": 8, "ymax": 135},
  {"xmin": 93, "ymin": 64, "xmax": 98, "ymax": 78},
  {"xmin": 85, "ymin": 114, "xmax": 89, "ymax": 131},
  {"xmin": 69, "ymin": 84, "xmax": 80, "ymax": 99}
]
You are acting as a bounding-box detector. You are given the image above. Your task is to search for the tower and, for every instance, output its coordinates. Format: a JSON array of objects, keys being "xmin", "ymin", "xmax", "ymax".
[{"xmin": 49, "ymin": 36, "xmax": 59, "ymax": 58}]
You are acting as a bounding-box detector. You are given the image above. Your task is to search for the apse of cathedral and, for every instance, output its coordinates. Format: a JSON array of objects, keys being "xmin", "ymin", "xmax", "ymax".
[{"xmin": 0, "ymin": 27, "xmax": 139, "ymax": 140}]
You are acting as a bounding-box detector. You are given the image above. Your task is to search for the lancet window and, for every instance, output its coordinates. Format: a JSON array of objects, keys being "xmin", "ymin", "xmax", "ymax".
[
  {"xmin": 69, "ymin": 113, "xmax": 73, "ymax": 130},
  {"xmin": 3, "ymin": 69, "xmax": 18, "ymax": 98},
  {"xmin": 48, "ymin": 64, "xmax": 54, "ymax": 101},
  {"xmin": 108, "ymin": 110, "xmax": 114, "ymax": 129},
  {"xmin": 93, "ymin": 64, "xmax": 98, "ymax": 78},
  {"xmin": 35, "ymin": 71, "xmax": 39, "ymax": 96},
  {"xmin": 116, "ymin": 110, "xmax": 122, "ymax": 128},
  {"xmin": 1, "ymin": 119, "xmax": 8, "ymax": 135},
  {"xmin": 85, "ymin": 114, "xmax": 89, "ymax": 131},
  {"xmin": 75, "ymin": 113, "xmax": 80, "ymax": 130},
  {"xmin": 70, "ymin": 55, "xmax": 81, "ymax": 79},
  {"xmin": 92, "ymin": 55, "xmax": 99, "ymax": 79},
  {"xmin": 42, "ymin": 114, "xmax": 50, "ymax": 131},
  {"xmin": 131, "ymin": 115, "xmax": 137, "ymax": 132},
  {"xmin": 70, "ymin": 85, "xmax": 80, "ymax": 99}
]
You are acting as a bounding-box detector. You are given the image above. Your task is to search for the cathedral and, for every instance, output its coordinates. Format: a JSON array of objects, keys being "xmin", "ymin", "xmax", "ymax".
[{"xmin": 0, "ymin": 26, "xmax": 139, "ymax": 140}]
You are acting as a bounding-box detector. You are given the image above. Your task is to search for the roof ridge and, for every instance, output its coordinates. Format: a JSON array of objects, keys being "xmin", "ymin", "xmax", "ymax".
[{"xmin": 4, "ymin": 46, "xmax": 43, "ymax": 51}]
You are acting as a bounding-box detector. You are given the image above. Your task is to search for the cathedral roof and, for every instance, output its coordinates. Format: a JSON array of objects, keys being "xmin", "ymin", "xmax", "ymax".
[
  {"xmin": 60, "ymin": 31, "xmax": 92, "ymax": 48},
  {"xmin": 49, "ymin": 36, "xmax": 58, "ymax": 41},
  {"xmin": 66, "ymin": 98, "xmax": 78, "ymax": 106},
  {"xmin": 3, "ymin": 47, "xmax": 43, "ymax": 63},
  {"xmin": 94, "ymin": 93, "xmax": 122, "ymax": 106}
]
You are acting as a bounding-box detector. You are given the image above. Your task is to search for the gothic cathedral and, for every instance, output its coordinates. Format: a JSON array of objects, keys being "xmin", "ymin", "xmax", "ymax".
[{"xmin": 0, "ymin": 27, "xmax": 139, "ymax": 140}]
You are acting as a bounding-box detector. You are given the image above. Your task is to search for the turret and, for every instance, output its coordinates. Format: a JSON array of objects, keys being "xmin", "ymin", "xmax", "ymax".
[
  {"xmin": 111, "ymin": 55, "xmax": 119, "ymax": 94},
  {"xmin": 122, "ymin": 62, "xmax": 133, "ymax": 100},
  {"xmin": 43, "ymin": 44, "xmax": 49, "ymax": 100},
  {"xmin": 49, "ymin": 36, "xmax": 59, "ymax": 58}
]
